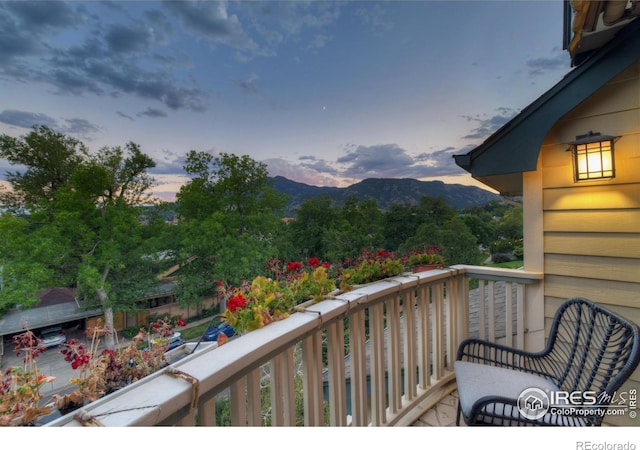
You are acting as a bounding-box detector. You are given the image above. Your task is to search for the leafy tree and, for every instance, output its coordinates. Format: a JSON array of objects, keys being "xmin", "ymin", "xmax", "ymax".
[
  {"xmin": 382, "ymin": 203, "xmax": 421, "ymax": 251},
  {"xmin": 0, "ymin": 125, "xmax": 88, "ymax": 212},
  {"xmin": 324, "ymin": 197, "xmax": 384, "ymax": 262},
  {"xmin": 435, "ymin": 216, "xmax": 484, "ymax": 265},
  {"xmin": 286, "ymin": 195, "xmax": 339, "ymax": 261},
  {"xmin": 174, "ymin": 151, "xmax": 287, "ymax": 298},
  {"xmin": 497, "ymin": 206, "xmax": 523, "ymax": 241},
  {"xmin": 0, "ymin": 127, "xmax": 158, "ymax": 349},
  {"xmin": 461, "ymin": 213, "xmax": 495, "ymax": 249}
]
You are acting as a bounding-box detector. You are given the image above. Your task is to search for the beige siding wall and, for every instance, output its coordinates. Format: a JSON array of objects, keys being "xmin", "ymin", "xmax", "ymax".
[{"xmin": 534, "ymin": 61, "xmax": 640, "ymax": 425}]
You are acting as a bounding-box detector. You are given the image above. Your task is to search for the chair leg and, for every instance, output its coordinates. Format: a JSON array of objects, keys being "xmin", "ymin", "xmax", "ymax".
[{"xmin": 456, "ymin": 401, "xmax": 462, "ymax": 426}]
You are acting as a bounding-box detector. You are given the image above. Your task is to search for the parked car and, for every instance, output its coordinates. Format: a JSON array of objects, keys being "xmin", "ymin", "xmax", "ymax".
[
  {"xmin": 38, "ymin": 325, "xmax": 66, "ymax": 348},
  {"xmin": 165, "ymin": 332, "xmax": 186, "ymax": 352},
  {"xmin": 147, "ymin": 331, "xmax": 186, "ymax": 354},
  {"xmin": 203, "ymin": 316, "xmax": 235, "ymax": 342}
]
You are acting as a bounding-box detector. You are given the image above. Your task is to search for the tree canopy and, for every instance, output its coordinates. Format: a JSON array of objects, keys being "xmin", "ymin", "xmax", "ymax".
[
  {"xmin": 0, "ymin": 126, "xmax": 158, "ymax": 348},
  {"xmin": 173, "ymin": 151, "xmax": 288, "ymax": 299}
]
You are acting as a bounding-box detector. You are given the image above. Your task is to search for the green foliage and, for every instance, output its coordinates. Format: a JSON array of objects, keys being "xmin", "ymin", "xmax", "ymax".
[
  {"xmin": 338, "ymin": 249, "xmax": 405, "ymax": 289},
  {"xmin": 436, "ymin": 216, "xmax": 485, "ymax": 265},
  {"xmin": 0, "ymin": 126, "xmax": 158, "ymax": 348},
  {"xmin": 497, "ymin": 206, "xmax": 523, "ymax": 241},
  {"xmin": 0, "ymin": 125, "xmax": 89, "ymax": 211},
  {"xmin": 174, "ymin": 151, "xmax": 288, "ymax": 295}
]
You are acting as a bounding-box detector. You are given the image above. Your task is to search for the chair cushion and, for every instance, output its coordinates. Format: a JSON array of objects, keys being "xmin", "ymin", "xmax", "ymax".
[{"xmin": 454, "ymin": 360, "xmax": 560, "ymax": 424}]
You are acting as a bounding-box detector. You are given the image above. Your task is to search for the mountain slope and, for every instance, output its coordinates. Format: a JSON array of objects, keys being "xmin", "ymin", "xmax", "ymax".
[{"xmin": 270, "ymin": 176, "xmax": 500, "ymax": 215}]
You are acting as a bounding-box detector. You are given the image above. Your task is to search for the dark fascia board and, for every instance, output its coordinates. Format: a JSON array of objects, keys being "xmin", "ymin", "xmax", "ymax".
[{"xmin": 453, "ymin": 19, "xmax": 640, "ymax": 195}]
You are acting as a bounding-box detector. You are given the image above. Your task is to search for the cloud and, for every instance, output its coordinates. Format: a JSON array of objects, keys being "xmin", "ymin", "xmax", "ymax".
[
  {"xmin": 354, "ymin": 4, "xmax": 394, "ymax": 33},
  {"xmin": 164, "ymin": 0, "xmax": 265, "ymax": 58},
  {"xmin": 333, "ymin": 143, "xmax": 467, "ymax": 181},
  {"xmin": 461, "ymin": 107, "xmax": 519, "ymax": 140},
  {"xmin": 149, "ymin": 152, "xmax": 188, "ymax": 176},
  {"xmin": 2, "ymin": 1, "xmax": 80, "ymax": 31},
  {"xmin": 526, "ymin": 46, "xmax": 570, "ymax": 77},
  {"xmin": 0, "ymin": 1, "xmax": 83, "ymax": 64},
  {"xmin": 0, "ymin": 110, "xmax": 59, "ymax": 129},
  {"xmin": 306, "ymin": 33, "xmax": 333, "ymax": 51},
  {"xmin": 239, "ymin": 1, "xmax": 342, "ymax": 55},
  {"xmin": 117, "ymin": 111, "xmax": 135, "ymax": 121},
  {"xmin": 234, "ymin": 73, "xmax": 261, "ymax": 96},
  {"xmin": 0, "ymin": 3, "xmax": 208, "ymax": 113},
  {"xmin": 264, "ymin": 157, "xmax": 342, "ymax": 187},
  {"xmin": 338, "ymin": 144, "xmax": 416, "ymax": 178},
  {"xmin": 233, "ymin": 73, "xmax": 286, "ymax": 111},
  {"xmin": 298, "ymin": 155, "xmax": 340, "ymax": 176},
  {"xmin": 138, "ymin": 108, "xmax": 168, "ymax": 119},
  {"xmin": 60, "ymin": 118, "xmax": 102, "ymax": 138},
  {"xmin": 0, "ymin": 110, "xmax": 101, "ymax": 140},
  {"xmin": 105, "ymin": 23, "xmax": 156, "ymax": 54},
  {"xmin": 44, "ymin": 43, "xmax": 209, "ymax": 111},
  {"xmin": 266, "ymin": 142, "xmax": 471, "ymax": 187}
]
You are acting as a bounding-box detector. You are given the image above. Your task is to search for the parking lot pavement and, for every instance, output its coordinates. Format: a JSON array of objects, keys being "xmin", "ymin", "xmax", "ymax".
[
  {"xmin": 2, "ymin": 318, "xmax": 216, "ymax": 403},
  {"xmin": 1, "ymin": 326, "xmax": 121, "ymax": 397}
]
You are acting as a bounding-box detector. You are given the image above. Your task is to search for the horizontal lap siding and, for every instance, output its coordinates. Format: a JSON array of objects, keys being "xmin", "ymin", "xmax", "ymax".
[{"xmin": 538, "ymin": 64, "xmax": 640, "ymax": 426}]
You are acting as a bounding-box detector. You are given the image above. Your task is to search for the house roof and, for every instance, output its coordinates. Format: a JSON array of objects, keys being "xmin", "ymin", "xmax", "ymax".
[
  {"xmin": 0, "ymin": 289, "xmax": 102, "ymax": 337},
  {"xmin": 453, "ymin": 18, "xmax": 640, "ymax": 196}
]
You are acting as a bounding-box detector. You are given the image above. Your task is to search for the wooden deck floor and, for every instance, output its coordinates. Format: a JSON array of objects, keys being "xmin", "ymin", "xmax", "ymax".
[{"xmin": 410, "ymin": 390, "xmax": 461, "ymax": 426}]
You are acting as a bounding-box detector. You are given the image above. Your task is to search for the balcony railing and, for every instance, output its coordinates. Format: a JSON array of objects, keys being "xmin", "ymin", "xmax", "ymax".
[{"xmin": 46, "ymin": 265, "xmax": 543, "ymax": 427}]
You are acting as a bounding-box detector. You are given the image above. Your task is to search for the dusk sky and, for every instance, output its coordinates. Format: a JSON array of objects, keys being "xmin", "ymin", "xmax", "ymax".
[{"xmin": 0, "ymin": 0, "xmax": 573, "ymax": 201}]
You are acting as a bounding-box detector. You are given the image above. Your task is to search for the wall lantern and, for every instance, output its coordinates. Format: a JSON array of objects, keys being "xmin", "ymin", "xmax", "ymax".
[{"xmin": 568, "ymin": 131, "xmax": 618, "ymax": 181}]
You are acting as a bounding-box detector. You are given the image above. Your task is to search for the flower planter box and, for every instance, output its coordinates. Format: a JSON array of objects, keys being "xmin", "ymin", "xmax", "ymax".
[{"xmin": 411, "ymin": 264, "xmax": 443, "ymax": 273}]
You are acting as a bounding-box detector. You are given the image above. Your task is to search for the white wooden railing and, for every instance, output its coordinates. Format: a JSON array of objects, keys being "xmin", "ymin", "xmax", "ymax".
[{"xmin": 46, "ymin": 265, "xmax": 542, "ymax": 427}]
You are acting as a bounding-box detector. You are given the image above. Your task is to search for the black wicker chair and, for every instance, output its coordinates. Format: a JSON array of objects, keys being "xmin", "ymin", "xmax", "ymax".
[{"xmin": 454, "ymin": 297, "xmax": 640, "ymax": 426}]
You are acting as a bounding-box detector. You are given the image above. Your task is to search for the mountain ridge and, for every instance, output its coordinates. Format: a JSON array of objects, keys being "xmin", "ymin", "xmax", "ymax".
[{"xmin": 270, "ymin": 176, "xmax": 500, "ymax": 215}]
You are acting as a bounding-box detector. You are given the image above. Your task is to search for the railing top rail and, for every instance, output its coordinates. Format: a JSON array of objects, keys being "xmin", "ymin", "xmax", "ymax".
[{"xmin": 450, "ymin": 264, "xmax": 543, "ymax": 284}]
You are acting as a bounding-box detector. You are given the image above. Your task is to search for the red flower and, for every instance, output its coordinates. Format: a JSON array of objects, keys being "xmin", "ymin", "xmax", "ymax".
[
  {"xmin": 217, "ymin": 280, "xmax": 224, "ymax": 286},
  {"xmin": 228, "ymin": 293, "xmax": 247, "ymax": 312},
  {"xmin": 322, "ymin": 262, "xmax": 331, "ymax": 269},
  {"xmin": 287, "ymin": 261, "xmax": 302, "ymax": 272},
  {"xmin": 307, "ymin": 257, "xmax": 320, "ymax": 268},
  {"xmin": 177, "ymin": 317, "xmax": 186, "ymax": 327},
  {"xmin": 376, "ymin": 250, "xmax": 390, "ymax": 258}
]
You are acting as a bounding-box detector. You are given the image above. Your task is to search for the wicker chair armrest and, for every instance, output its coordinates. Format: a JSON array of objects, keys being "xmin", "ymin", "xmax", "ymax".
[{"xmin": 456, "ymin": 337, "xmax": 553, "ymax": 377}]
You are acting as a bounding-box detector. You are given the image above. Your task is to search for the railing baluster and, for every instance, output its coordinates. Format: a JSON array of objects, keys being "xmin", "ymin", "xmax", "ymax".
[
  {"xmin": 326, "ymin": 320, "xmax": 348, "ymax": 426},
  {"xmin": 349, "ymin": 309, "xmax": 368, "ymax": 426},
  {"xmin": 283, "ymin": 348, "xmax": 296, "ymax": 426},
  {"xmin": 478, "ymin": 281, "xmax": 486, "ymax": 340},
  {"xmin": 517, "ymin": 284, "xmax": 525, "ymax": 349},
  {"xmin": 247, "ymin": 368, "xmax": 261, "ymax": 426},
  {"xmin": 432, "ymin": 282, "xmax": 445, "ymax": 379},
  {"xmin": 230, "ymin": 377, "xmax": 247, "ymax": 425},
  {"xmin": 402, "ymin": 287, "xmax": 417, "ymax": 401},
  {"xmin": 197, "ymin": 395, "xmax": 216, "ymax": 426},
  {"xmin": 369, "ymin": 302, "xmax": 386, "ymax": 425},
  {"xmin": 487, "ymin": 280, "xmax": 495, "ymax": 342},
  {"xmin": 387, "ymin": 293, "xmax": 402, "ymax": 413},
  {"xmin": 505, "ymin": 281, "xmax": 513, "ymax": 348},
  {"xmin": 417, "ymin": 283, "xmax": 431, "ymax": 389},
  {"xmin": 269, "ymin": 356, "xmax": 284, "ymax": 425},
  {"xmin": 302, "ymin": 332, "xmax": 325, "ymax": 426}
]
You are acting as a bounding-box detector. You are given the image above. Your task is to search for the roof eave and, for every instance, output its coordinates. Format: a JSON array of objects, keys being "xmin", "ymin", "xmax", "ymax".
[{"xmin": 454, "ymin": 19, "xmax": 640, "ymax": 196}]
